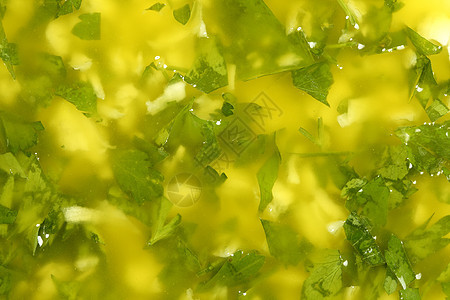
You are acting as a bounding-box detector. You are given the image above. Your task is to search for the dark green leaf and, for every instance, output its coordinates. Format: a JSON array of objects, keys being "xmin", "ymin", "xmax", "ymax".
[
  {"xmin": 404, "ymin": 215, "xmax": 450, "ymax": 262},
  {"xmin": 292, "ymin": 62, "xmax": 333, "ymax": 106},
  {"xmin": 408, "ymin": 56, "xmax": 437, "ymax": 107},
  {"xmin": 343, "ymin": 212, "xmax": 385, "ymax": 266},
  {"xmin": 0, "ymin": 113, "xmax": 44, "ymax": 154},
  {"xmin": 399, "ymin": 287, "xmax": 421, "ymax": 300},
  {"xmin": 377, "ymin": 145, "xmax": 409, "ymax": 181},
  {"xmin": 260, "ymin": 219, "xmax": 311, "ymax": 265},
  {"xmin": 426, "ymin": 99, "xmax": 449, "ymax": 122},
  {"xmin": 198, "ymin": 250, "xmax": 265, "ymax": 290},
  {"xmin": 147, "ymin": 197, "xmax": 181, "ymax": 246},
  {"xmin": 221, "ymin": 102, "xmax": 234, "ymax": 117},
  {"xmin": 301, "ymin": 249, "xmax": 343, "ymax": 300},
  {"xmin": 146, "ymin": 2, "xmax": 165, "ymax": 12},
  {"xmin": 184, "ymin": 37, "xmax": 228, "ymax": 93},
  {"xmin": 173, "ymin": 4, "xmax": 190, "ymax": 25},
  {"xmin": 111, "ymin": 149, "xmax": 164, "ymax": 204},
  {"xmin": 385, "ymin": 234, "xmax": 415, "ymax": 289},
  {"xmin": 395, "ymin": 121, "xmax": 450, "ymax": 174},
  {"xmin": 257, "ymin": 135, "xmax": 281, "ymax": 211},
  {"xmin": 405, "ymin": 27, "xmax": 442, "ymax": 56},
  {"xmin": 56, "ymin": 81, "xmax": 97, "ymax": 117},
  {"xmin": 72, "ymin": 13, "xmax": 101, "ymax": 40},
  {"xmin": 133, "ymin": 137, "xmax": 168, "ymax": 165},
  {"xmin": 57, "ymin": 0, "xmax": 82, "ymax": 16},
  {"xmin": 0, "ymin": 204, "xmax": 16, "ymax": 224}
]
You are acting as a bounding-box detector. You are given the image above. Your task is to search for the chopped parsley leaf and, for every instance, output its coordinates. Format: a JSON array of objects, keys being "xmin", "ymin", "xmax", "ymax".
[
  {"xmin": 56, "ymin": 81, "xmax": 98, "ymax": 117},
  {"xmin": 57, "ymin": 0, "xmax": 82, "ymax": 17},
  {"xmin": 72, "ymin": 13, "xmax": 101, "ymax": 40},
  {"xmin": 405, "ymin": 27, "xmax": 442, "ymax": 56},
  {"xmin": 292, "ymin": 62, "xmax": 333, "ymax": 106},
  {"xmin": 385, "ymin": 234, "xmax": 415, "ymax": 289},
  {"xmin": 173, "ymin": 4, "xmax": 191, "ymax": 25},
  {"xmin": 257, "ymin": 134, "xmax": 281, "ymax": 211},
  {"xmin": 146, "ymin": 2, "xmax": 165, "ymax": 12},
  {"xmin": 399, "ymin": 287, "xmax": 421, "ymax": 300}
]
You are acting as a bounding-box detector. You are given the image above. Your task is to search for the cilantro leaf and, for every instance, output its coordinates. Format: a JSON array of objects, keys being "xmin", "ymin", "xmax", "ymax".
[
  {"xmin": 385, "ymin": 234, "xmax": 415, "ymax": 289},
  {"xmin": 405, "ymin": 27, "xmax": 442, "ymax": 56},
  {"xmin": 292, "ymin": 62, "xmax": 333, "ymax": 106},
  {"xmin": 206, "ymin": 0, "xmax": 313, "ymax": 80},
  {"xmin": 72, "ymin": 13, "xmax": 101, "ymax": 40},
  {"xmin": 56, "ymin": 81, "xmax": 97, "ymax": 117},
  {"xmin": 146, "ymin": 2, "xmax": 165, "ymax": 12},
  {"xmin": 260, "ymin": 219, "xmax": 312, "ymax": 266},
  {"xmin": 343, "ymin": 212, "xmax": 385, "ymax": 266},
  {"xmin": 344, "ymin": 177, "xmax": 390, "ymax": 228},
  {"xmin": 377, "ymin": 145, "xmax": 410, "ymax": 181},
  {"xmin": 301, "ymin": 249, "xmax": 343, "ymax": 300},
  {"xmin": 257, "ymin": 135, "xmax": 281, "ymax": 211},
  {"xmin": 198, "ymin": 250, "xmax": 265, "ymax": 291},
  {"xmin": 173, "ymin": 4, "xmax": 190, "ymax": 25},
  {"xmin": 404, "ymin": 215, "xmax": 450, "ymax": 262},
  {"xmin": 111, "ymin": 149, "xmax": 164, "ymax": 204},
  {"xmin": 0, "ymin": 205, "xmax": 16, "ymax": 224},
  {"xmin": 395, "ymin": 121, "xmax": 450, "ymax": 174},
  {"xmin": 399, "ymin": 287, "xmax": 421, "ymax": 300},
  {"xmin": 184, "ymin": 37, "xmax": 228, "ymax": 93},
  {"xmin": 57, "ymin": 0, "xmax": 82, "ymax": 16},
  {"xmin": 384, "ymin": 268, "xmax": 398, "ymax": 295},
  {"xmin": 147, "ymin": 197, "xmax": 181, "ymax": 246},
  {"xmin": 426, "ymin": 99, "xmax": 449, "ymax": 122},
  {"xmin": 0, "ymin": 113, "xmax": 44, "ymax": 154}
]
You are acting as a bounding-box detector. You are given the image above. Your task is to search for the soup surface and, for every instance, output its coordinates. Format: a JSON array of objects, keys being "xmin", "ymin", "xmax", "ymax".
[{"xmin": 0, "ymin": 0, "xmax": 449, "ymax": 299}]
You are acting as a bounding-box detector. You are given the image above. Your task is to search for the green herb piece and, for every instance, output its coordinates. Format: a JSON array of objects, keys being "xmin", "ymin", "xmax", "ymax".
[
  {"xmin": 133, "ymin": 137, "xmax": 168, "ymax": 165},
  {"xmin": 384, "ymin": 268, "xmax": 398, "ymax": 295},
  {"xmin": 0, "ymin": 113, "xmax": 44, "ymax": 154},
  {"xmin": 343, "ymin": 212, "xmax": 385, "ymax": 266},
  {"xmin": 385, "ymin": 234, "xmax": 415, "ymax": 289},
  {"xmin": 345, "ymin": 177, "xmax": 390, "ymax": 228},
  {"xmin": 198, "ymin": 250, "xmax": 265, "ymax": 290},
  {"xmin": 337, "ymin": 0, "xmax": 359, "ymax": 26},
  {"xmin": 146, "ymin": 2, "xmax": 165, "ymax": 12},
  {"xmin": 184, "ymin": 37, "xmax": 228, "ymax": 93},
  {"xmin": 260, "ymin": 219, "xmax": 311, "ymax": 266},
  {"xmin": 384, "ymin": 0, "xmax": 404, "ymax": 12},
  {"xmin": 0, "ymin": 205, "xmax": 16, "ymax": 224},
  {"xmin": 147, "ymin": 197, "xmax": 181, "ymax": 246},
  {"xmin": 377, "ymin": 145, "xmax": 409, "ymax": 181},
  {"xmin": 221, "ymin": 102, "xmax": 234, "ymax": 117},
  {"xmin": 404, "ymin": 215, "xmax": 450, "ymax": 262},
  {"xmin": 301, "ymin": 249, "xmax": 343, "ymax": 300},
  {"xmin": 292, "ymin": 62, "xmax": 333, "ymax": 106},
  {"xmin": 207, "ymin": 0, "xmax": 313, "ymax": 80},
  {"xmin": 111, "ymin": 149, "xmax": 164, "ymax": 204},
  {"xmin": 399, "ymin": 287, "xmax": 421, "ymax": 300},
  {"xmin": 107, "ymin": 187, "xmax": 153, "ymax": 226},
  {"xmin": 395, "ymin": 121, "xmax": 450, "ymax": 174},
  {"xmin": 0, "ymin": 153, "xmax": 25, "ymax": 177},
  {"xmin": 426, "ymin": 99, "xmax": 449, "ymax": 122},
  {"xmin": 194, "ymin": 120, "xmax": 221, "ymax": 167},
  {"xmin": 173, "ymin": 4, "xmax": 190, "ymax": 25},
  {"xmin": 408, "ymin": 56, "xmax": 437, "ymax": 107},
  {"xmin": 51, "ymin": 275, "xmax": 81, "ymax": 300},
  {"xmin": 405, "ymin": 27, "xmax": 442, "ymax": 56},
  {"xmin": 56, "ymin": 81, "xmax": 97, "ymax": 117},
  {"xmin": 0, "ymin": 266, "xmax": 11, "ymax": 296},
  {"xmin": 438, "ymin": 263, "xmax": 450, "ymax": 297},
  {"xmin": 0, "ymin": 21, "xmax": 19, "ymax": 79},
  {"xmin": 257, "ymin": 135, "xmax": 281, "ymax": 212},
  {"xmin": 57, "ymin": 0, "xmax": 82, "ymax": 16},
  {"xmin": 72, "ymin": 13, "xmax": 101, "ymax": 40}
]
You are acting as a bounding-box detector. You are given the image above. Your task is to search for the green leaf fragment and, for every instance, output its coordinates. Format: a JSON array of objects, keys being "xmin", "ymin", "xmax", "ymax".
[
  {"xmin": 292, "ymin": 62, "xmax": 333, "ymax": 106},
  {"xmin": 343, "ymin": 212, "xmax": 385, "ymax": 266},
  {"xmin": 147, "ymin": 2, "xmax": 165, "ymax": 12},
  {"xmin": 301, "ymin": 249, "xmax": 343, "ymax": 300},
  {"xmin": 426, "ymin": 99, "xmax": 449, "ymax": 122},
  {"xmin": 57, "ymin": 0, "xmax": 82, "ymax": 16},
  {"xmin": 0, "ymin": 113, "xmax": 44, "ymax": 154},
  {"xmin": 399, "ymin": 287, "xmax": 421, "ymax": 300},
  {"xmin": 384, "ymin": 268, "xmax": 398, "ymax": 295},
  {"xmin": 0, "ymin": 153, "xmax": 25, "ymax": 177},
  {"xmin": 199, "ymin": 250, "xmax": 265, "ymax": 290},
  {"xmin": 378, "ymin": 145, "xmax": 410, "ymax": 181},
  {"xmin": 385, "ymin": 234, "xmax": 415, "ymax": 289},
  {"xmin": 404, "ymin": 215, "xmax": 450, "ymax": 262},
  {"xmin": 409, "ymin": 56, "xmax": 437, "ymax": 107},
  {"xmin": 184, "ymin": 37, "xmax": 228, "ymax": 93},
  {"xmin": 51, "ymin": 275, "xmax": 81, "ymax": 300},
  {"xmin": 221, "ymin": 101, "xmax": 234, "ymax": 117},
  {"xmin": 72, "ymin": 13, "xmax": 101, "ymax": 40},
  {"xmin": 405, "ymin": 27, "xmax": 442, "ymax": 56},
  {"xmin": 56, "ymin": 81, "xmax": 97, "ymax": 117},
  {"xmin": 111, "ymin": 149, "xmax": 164, "ymax": 204},
  {"xmin": 260, "ymin": 219, "xmax": 311, "ymax": 266},
  {"xmin": 0, "ymin": 204, "xmax": 16, "ymax": 224},
  {"xmin": 257, "ymin": 136, "xmax": 281, "ymax": 212},
  {"xmin": 148, "ymin": 197, "xmax": 181, "ymax": 246},
  {"xmin": 173, "ymin": 4, "xmax": 190, "ymax": 25}
]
